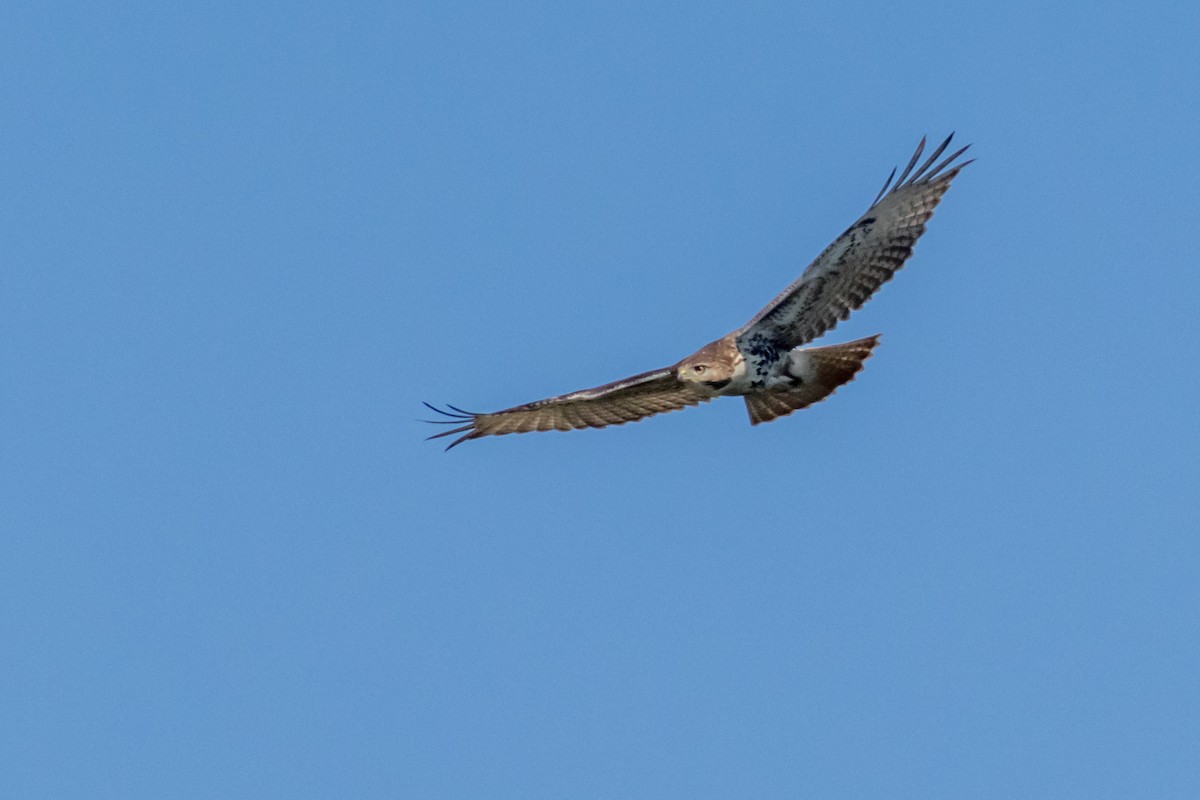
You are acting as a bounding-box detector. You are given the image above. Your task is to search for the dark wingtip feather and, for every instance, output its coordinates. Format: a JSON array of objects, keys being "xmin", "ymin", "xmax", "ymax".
[
  {"xmin": 893, "ymin": 135, "xmax": 927, "ymax": 187},
  {"xmin": 926, "ymin": 146, "xmax": 973, "ymax": 182},
  {"xmin": 445, "ymin": 403, "xmax": 481, "ymax": 417},
  {"xmin": 422, "ymin": 402, "xmax": 475, "ymax": 420},
  {"xmin": 871, "ymin": 166, "xmax": 898, "ymax": 206},
  {"xmin": 907, "ymin": 132, "xmax": 954, "ymax": 185},
  {"xmin": 427, "ymin": 423, "xmax": 474, "ymax": 442},
  {"xmin": 422, "ymin": 402, "xmax": 457, "ymax": 418},
  {"xmin": 875, "ymin": 135, "xmax": 973, "ymax": 201},
  {"xmin": 443, "ymin": 432, "xmax": 476, "ymax": 451},
  {"xmin": 423, "ymin": 403, "xmax": 479, "ymax": 450}
]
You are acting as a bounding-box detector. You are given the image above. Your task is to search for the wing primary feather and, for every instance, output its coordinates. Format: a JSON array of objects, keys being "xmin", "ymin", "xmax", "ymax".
[
  {"xmin": 423, "ymin": 404, "xmax": 479, "ymax": 447},
  {"xmin": 422, "ymin": 402, "xmax": 473, "ymax": 420},
  {"xmin": 445, "ymin": 403, "xmax": 482, "ymax": 417},
  {"xmin": 892, "ymin": 135, "xmax": 926, "ymax": 187},
  {"xmin": 442, "ymin": 433, "xmax": 475, "ymax": 451},
  {"xmin": 907, "ymin": 132, "xmax": 953, "ymax": 185},
  {"xmin": 426, "ymin": 424, "xmax": 474, "ymax": 442},
  {"xmin": 871, "ymin": 166, "xmax": 897, "ymax": 206},
  {"xmin": 924, "ymin": 146, "xmax": 973, "ymax": 182}
]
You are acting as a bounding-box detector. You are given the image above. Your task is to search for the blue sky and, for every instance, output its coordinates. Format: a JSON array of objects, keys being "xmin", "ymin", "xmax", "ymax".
[{"xmin": 3, "ymin": 1, "xmax": 1198, "ymax": 797}]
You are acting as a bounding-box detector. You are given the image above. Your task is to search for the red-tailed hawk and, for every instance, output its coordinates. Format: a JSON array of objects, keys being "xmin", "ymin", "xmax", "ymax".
[{"xmin": 426, "ymin": 135, "xmax": 971, "ymax": 449}]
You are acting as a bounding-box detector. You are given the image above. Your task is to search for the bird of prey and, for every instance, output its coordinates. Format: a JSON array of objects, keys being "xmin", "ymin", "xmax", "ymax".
[{"xmin": 426, "ymin": 134, "xmax": 971, "ymax": 450}]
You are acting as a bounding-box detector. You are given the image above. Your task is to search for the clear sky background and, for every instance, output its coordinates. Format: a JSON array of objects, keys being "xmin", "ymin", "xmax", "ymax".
[{"xmin": 3, "ymin": 2, "xmax": 1198, "ymax": 798}]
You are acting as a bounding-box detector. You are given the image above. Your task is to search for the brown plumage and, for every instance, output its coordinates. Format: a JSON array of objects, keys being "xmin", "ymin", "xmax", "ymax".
[
  {"xmin": 426, "ymin": 134, "xmax": 970, "ymax": 449},
  {"xmin": 742, "ymin": 335, "xmax": 881, "ymax": 425}
]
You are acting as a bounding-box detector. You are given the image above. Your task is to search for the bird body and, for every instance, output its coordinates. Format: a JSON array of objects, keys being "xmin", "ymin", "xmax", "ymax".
[{"xmin": 426, "ymin": 135, "xmax": 971, "ymax": 449}]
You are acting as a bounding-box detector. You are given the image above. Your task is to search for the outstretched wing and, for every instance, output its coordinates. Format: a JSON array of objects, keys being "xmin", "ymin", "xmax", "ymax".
[
  {"xmin": 424, "ymin": 367, "xmax": 709, "ymax": 450},
  {"xmin": 738, "ymin": 134, "xmax": 971, "ymax": 351}
]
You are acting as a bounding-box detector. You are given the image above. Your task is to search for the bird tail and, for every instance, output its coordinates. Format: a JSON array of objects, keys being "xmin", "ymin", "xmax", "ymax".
[{"xmin": 744, "ymin": 335, "xmax": 880, "ymax": 425}]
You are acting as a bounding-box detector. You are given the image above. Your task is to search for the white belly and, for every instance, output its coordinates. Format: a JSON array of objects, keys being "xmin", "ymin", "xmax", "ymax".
[{"xmin": 728, "ymin": 347, "xmax": 816, "ymax": 393}]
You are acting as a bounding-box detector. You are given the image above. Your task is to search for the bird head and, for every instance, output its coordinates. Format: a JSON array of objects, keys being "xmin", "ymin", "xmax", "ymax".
[{"xmin": 676, "ymin": 338, "xmax": 739, "ymax": 387}]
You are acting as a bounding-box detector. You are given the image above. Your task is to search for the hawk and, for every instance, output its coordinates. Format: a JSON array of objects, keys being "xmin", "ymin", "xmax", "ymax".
[{"xmin": 426, "ymin": 134, "xmax": 971, "ymax": 450}]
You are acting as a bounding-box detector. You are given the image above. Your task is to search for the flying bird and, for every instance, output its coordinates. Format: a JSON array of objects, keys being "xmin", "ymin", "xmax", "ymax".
[{"xmin": 426, "ymin": 134, "xmax": 971, "ymax": 449}]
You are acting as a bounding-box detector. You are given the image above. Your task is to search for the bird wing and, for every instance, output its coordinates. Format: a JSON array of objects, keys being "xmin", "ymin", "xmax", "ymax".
[
  {"xmin": 737, "ymin": 134, "xmax": 971, "ymax": 351},
  {"xmin": 424, "ymin": 367, "xmax": 710, "ymax": 449}
]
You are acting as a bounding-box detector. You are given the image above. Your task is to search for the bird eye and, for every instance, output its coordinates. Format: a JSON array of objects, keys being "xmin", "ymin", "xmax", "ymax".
[{"xmin": 693, "ymin": 364, "xmax": 706, "ymax": 373}]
